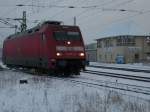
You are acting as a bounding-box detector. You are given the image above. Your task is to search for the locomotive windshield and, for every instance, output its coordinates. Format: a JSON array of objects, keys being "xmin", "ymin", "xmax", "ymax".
[{"xmin": 53, "ymin": 31, "xmax": 81, "ymax": 40}]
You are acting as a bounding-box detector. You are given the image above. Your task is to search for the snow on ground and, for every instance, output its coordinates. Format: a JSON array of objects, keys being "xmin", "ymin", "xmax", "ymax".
[
  {"xmin": 0, "ymin": 69, "xmax": 150, "ymax": 112},
  {"xmin": 90, "ymin": 62, "xmax": 150, "ymax": 71},
  {"xmin": 0, "ymin": 61, "xmax": 150, "ymax": 112}
]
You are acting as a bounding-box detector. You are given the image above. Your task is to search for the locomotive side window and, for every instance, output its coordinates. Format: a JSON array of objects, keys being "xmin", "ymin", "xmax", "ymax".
[
  {"xmin": 42, "ymin": 33, "xmax": 46, "ymax": 41},
  {"xmin": 53, "ymin": 31, "xmax": 81, "ymax": 40}
]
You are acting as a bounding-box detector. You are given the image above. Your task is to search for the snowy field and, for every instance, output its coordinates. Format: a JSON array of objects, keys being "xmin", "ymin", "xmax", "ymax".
[{"xmin": 0, "ymin": 68, "xmax": 150, "ymax": 112}]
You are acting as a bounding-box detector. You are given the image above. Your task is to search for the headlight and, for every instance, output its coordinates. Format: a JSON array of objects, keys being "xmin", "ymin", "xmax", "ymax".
[
  {"xmin": 67, "ymin": 41, "xmax": 71, "ymax": 45},
  {"xmin": 79, "ymin": 53, "xmax": 85, "ymax": 57},
  {"xmin": 56, "ymin": 52, "xmax": 61, "ymax": 56}
]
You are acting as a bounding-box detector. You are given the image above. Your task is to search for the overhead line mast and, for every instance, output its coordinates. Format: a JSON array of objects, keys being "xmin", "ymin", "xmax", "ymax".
[
  {"xmin": 12, "ymin": 11, "xmax": 27, "ymax": 32},
  {"xmin": 22, "ymin": 11, "xmax": 27, "ymax": 32},
  {"xmin": 0, "ymin": 11, "xmax": 27, "ymax": 33}
]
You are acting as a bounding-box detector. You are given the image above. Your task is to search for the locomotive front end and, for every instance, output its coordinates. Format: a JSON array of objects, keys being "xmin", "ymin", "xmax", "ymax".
[{"xmin": 51, "ymin": 26, "xmax": 86, "ymax": 75}]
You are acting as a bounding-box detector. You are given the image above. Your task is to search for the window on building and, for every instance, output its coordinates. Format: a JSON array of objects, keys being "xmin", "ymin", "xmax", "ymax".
[
  {"xmin": 147, "ymin": 53, "xmax": 150, "ymax": 56},
  {"xmin": 105, "ymin": 54, "xmax": 107, "ymax": 60},
  {"xmin": 146, "ymin": 37, "xmax": 150, "ymax": 46},
  {"xmin": 97, "ymin": 40, "xmax": 102, "ymax": 48},
  {"xmin": 116, "ymin": 36, "xmax": 135, "ymax": 46},
  {"xmin": 111, "ymin": 54, "xmax": 113, "ymax": 60},
  {"xmin": 104, "ymin": 39, "xmax": 113, "ymax": 47},
  {"xmin": 99, "ymin": 55, "xmax": 101, "ymax": 60}
]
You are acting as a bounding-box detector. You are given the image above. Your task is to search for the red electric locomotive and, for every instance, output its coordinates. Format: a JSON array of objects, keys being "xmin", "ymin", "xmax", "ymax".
[{"xmin": 2, "ymin": 21, "xmax": 86, "ymax": 76}]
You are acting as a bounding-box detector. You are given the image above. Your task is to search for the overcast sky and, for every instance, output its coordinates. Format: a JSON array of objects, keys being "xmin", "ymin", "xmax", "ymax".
[{"xmin": 0, "ymin": 0, "xmax": 150, "ymax": 46}]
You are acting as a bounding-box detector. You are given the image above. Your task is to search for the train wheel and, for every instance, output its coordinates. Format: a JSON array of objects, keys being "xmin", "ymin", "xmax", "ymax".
[
  {"xmin": 63, "ymin": 69, "xmax": 71, "ymax": 77},
  {"xmin": 48, "ymin": 71, "xmax": 55, "ymax": 76},
  {"xmin": 63, "ymin": 72, "xmax": 70, "ymax": 77},
  {"xmin": 74, "ymin": 70, "xmax": 80, "ymax": 75}
]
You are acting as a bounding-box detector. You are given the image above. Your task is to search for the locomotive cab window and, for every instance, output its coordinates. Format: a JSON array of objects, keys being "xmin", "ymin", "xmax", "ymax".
[
  {"xmin": 54, "ymin": 31, "xmax": 66, "ymax": 40},
  {"xmin": 67, "ymin": 32, "xmax": 80, "ymax": 40},
  {"xmin": 53, "ymin": 31, "xmax": 81, "ymax": 40}
]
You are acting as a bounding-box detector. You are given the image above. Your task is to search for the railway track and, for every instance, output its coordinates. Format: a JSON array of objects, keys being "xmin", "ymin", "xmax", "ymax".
[
  {"xmin": 83, "ymin": 70, "xmax": 150, "ymax": 82},
  {"xmin": 3, "ymin": 67, "xmax": 150, "ymax": 96},
  {"xmin": 27, "ymin": 71, "xmax": 150, "ymax": 96},
  {"xmin": 46, "ymin": 75, "xmax": 150, "ymax": 96},
  {"xmin": 89, "ymin": 65, "xmax": 150, "ymax": 73},
  {"xmin": 76, "ymin": 75, "xmax": 150, "ymax": 95}
]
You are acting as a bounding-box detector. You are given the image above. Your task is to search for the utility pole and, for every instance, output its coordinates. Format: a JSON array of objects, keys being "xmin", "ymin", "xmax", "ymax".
[
  {"xmin": 21, "ymin": 11, "xmax": 27, "ymax": 32},
  {"xmin": 14, "ymin": 11, "xmax": 27, "ymax": 32},
  {"xmin": 74, "ymin": 16, "xmax": 76, "ymax": 26},
  {"xmin": 14, "ymin": 25, "xmax": 18, "ymax": 33},
  {"xmin": 0, "ymin": 11, "xmax": 27, "ymax": 34}
]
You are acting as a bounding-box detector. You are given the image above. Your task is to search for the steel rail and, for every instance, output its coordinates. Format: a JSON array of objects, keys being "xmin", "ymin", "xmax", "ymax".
[
  {"xmin": 4, "ymin": 67, "xmax": 150, "ymax": 96},
  {"xmin": 89, "ymin": 65, "xmax": 150, "ymax": 73},
  {"xmin": 83, "ymin": 70, "xmax": 150, "ymax": 82}
]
